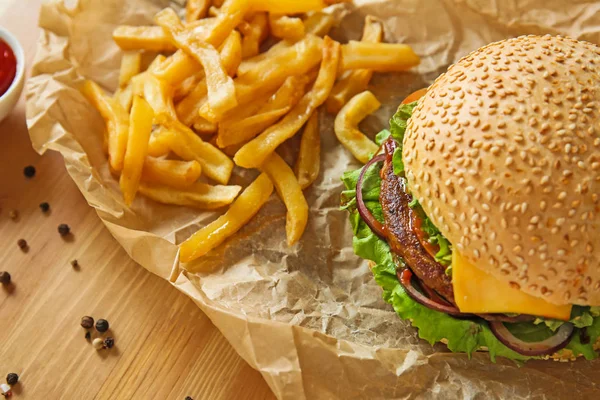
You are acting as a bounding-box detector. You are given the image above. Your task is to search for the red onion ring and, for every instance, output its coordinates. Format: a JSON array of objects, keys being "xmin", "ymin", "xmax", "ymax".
[
  {"xmin": 356, "ymin": 154, "xmax": 387, "ymax": 239},
  {"xmin": 488, "ymin": 321, "xmax": 574, "ymax": 356},
  {"xmin": 478, "ymin": 314, "xmax": 535, "ymax": 323},
  {"xmin": 397, "ymin": 269, "xmax": 471, "ymax": 317}
]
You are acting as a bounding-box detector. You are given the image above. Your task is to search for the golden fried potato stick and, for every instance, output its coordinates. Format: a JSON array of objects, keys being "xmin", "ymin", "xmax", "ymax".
[
  {"xmin": 155, "ymin": 8, "xmax": 238, "ymax": 119},
  {"xmin": 140, "ymin": 73, "xmax": 177, "ymax": 119},
  {"xmin": 217, "ymin": 75, "xmax": 310, "ymax": 147},
  {"xmin": 327, "ymin": 16, "xmax": 383, "ymax": 113},
  {"xmin": 303, "ymin": 11, "xmax": 335, "ymax": 37},
  {"xmin": 186, "ymin": 0, "xmax": 211, "ymax": 22},
  {"xmin": 151, "ymin": 17, "xmax": 230, "ymax": 86},
  {"xmin": 175, "ymin": 30, "xmax": 242, "ymax": 126},
  {"xmin": 268, "ymin": 14, "xmax": 305, "ymax": 41},
  {"xmin": 119, "ymin": 52, "xmax": 142, "ymax": 88},
  {"xmin": 173, "ymin": 73, "xmax": 203, "ymax": 101},
  {"xmin": 192, "ymin": 118, "xmax": 218, "ymax": 135},
  {"xmin": 147, "ymin": 128, "xmax": 172, "ymax": 157},
  {"xmin": 234, "ymin": 37, "xmax": 340, "ymax": 168},
  {"xmin": 205, "ymin": 0, "xmax": 251, "ymax": 49},
  {"xmin": 113, "ymin": 26, "xmax": 176, "ymax": 52},
  {"xmin": 237, "ymin": 34, "xmax": 322, "ymax": 77},
  {"xmin": 139, "ymin": 182, "xmax": 241, "ymax": 210},
  {"xmin": 294, "ymin": 110, "xmax": 320, "ymax": 189},
  {"xmin": 334, "ymin": 90, "xmax": 380, "ymax": 163},
  {"xmin": 142, "ymin": 157, "xmax": 202, "ymax": 189},
  {"xmin": 202, "ymin": 35, "xmax": 323, "ymax": 122},
  {"xmin": 82, "ymin": 80, "xmax": 130, "ymax": 171},
  {"xmin": 341, "ymin": 41, "xmax": 420, "ymax": 72},
  {"xmin": 251, "ymin": 0, "xmax": 325, "ymax": 13},
  {"xmin": 114, "ymin": 84, "xmax": 134, "ymax": 112},
  {"xmin": 261, "ymin": 153, "xmax": 308, "ymax": 246},
  {"xmin": 179, "ymin": 173, "xmax": 273, "ymax": 263},
  {"xmin": 153, "ymin": 50, "xmax": 202, "ymax": 86},
  {"xmin": 120, "ymin": 96, "xmax": 155, "ymax": 205},
  {"xmin": 158, "ymin": 117, "xmax": 234, "ymax": 184},
  {"xmin": 217, "ymin": 107, "xmax": 290, "ymax": 148},
  {"xmin": 241, "ymin": 12, "xmax": 269, "ymax": 59},
  {"xmin": 213, "ymin": 0, "xmax": 225, "ymax": 6}
]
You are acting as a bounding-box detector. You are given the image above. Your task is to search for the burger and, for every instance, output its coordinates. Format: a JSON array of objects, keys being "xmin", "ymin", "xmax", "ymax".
[{"xmin": 342, "ymin": 35, "xmax": 600, "ymax": 361}]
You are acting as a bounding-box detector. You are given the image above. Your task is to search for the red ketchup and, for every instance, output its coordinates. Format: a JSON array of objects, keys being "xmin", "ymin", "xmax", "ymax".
[{"xmin": 0, "ymin": 39, "xmax": 17, "ymax": 97}]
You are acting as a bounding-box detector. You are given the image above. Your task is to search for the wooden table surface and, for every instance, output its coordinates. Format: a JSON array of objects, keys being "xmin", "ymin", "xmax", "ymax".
[{"xmin": 0, "ymin": 1, "xmax": 275, "ymax": 399}]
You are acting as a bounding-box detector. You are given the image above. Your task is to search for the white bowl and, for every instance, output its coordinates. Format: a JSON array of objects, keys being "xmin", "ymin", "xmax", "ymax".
[{"xmin": 0, "ymin": 27, "xmax": 25, "ymax": 123}]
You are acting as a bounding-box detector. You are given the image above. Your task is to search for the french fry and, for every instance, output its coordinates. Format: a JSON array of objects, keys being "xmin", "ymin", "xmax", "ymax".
[
  {"xmin": 234, "ymin": 37, "xmax": 340, "ymax": 168},
  {"xmin": 119, "ymin": 52, "xmax": 142, "ymax": 88},
  {"xmin": 141, "ymin": 74, "xmax": 177, "ymax": 119},
  {"xmin": 112, "ymin": 26, "xmax": 176, "ymax": 52},
  {"xmin": 212, "ymin": 0, "xmax": 225, "ymax": 7},
  {"xmin": 218, "ymin": 29, "xmax": 243, "ymax": 76},
  {"xmin": 294, "ymin": 111, "xmax": 320, "ymax": 189},
  {"xmin": 241, "ymin": 12, "xmax": 269, "ymax": 59},
  {"xmin": 334, "ymin": 90, "xmax": 380, "ymax": 163},
  {"xmin": 139, "ymin": 182, "xmax": 241, "ymax": 210},
  {"xmin": 203, "ymin": 35, "xmax": 323, "ymax": 122},
  {"xmin": 179, "ymin": 173, "xmax": 273, "ymax": 263},
  {"xmin": 173, "ymin": 73, "xmax": 203, "ymax": 101},
  {"xmin": 153, "ymin": 50, "xmax": 202, "ymax": 86},
  {"xmin": 304, "ymin": 11, "xmax": 335, "ymax": 37},
  {"xmin": 217, "ymin": 107, "xmax": 289, "ymax": 148},
  {"xmin": 176, "ymin": 79, "xmax": 208, "ymax": 126},
  {"xmin": 147, "ymin": 128, "xmax": 172, "ymax": 157},
  {"xmin": 341, "ymin": 41, "xmax": 420, "ymax": 72},
  {"xmin": 155, "ymin": 8, "xmax": 238, "ymax": 119},
  {"xmin": 158, "ymin": 117, "xmax": 234, "ymax": 184},
  {"xmin": 82, "ymin": 80, "xmax": 130, "ymax": 171},
  {"xmin": 268, "ymin": 14, "xmax": 305, "ymax": 41},
  {"xmin": 175, "ymin": 30, "xmax": 241, "ymax": 126},
  {"xmin": 192, "ymin": 118, "xmax": 218, "ymax": 134},
  {"xmin": 141, "ymin": 157, "xmax": 202, "ymax": 189},
  {"xmin": 261, "ymin": 154, "xmax": 308, "ymax": 246},
  {"xmin": 251, "ymin": 0, "xmax": 325, "ymax": 14},
  {"xmin": 237, "ymin": 34, "xmax": 321, "ymax": 78},
  {"xmin": 114, "ymin": 84, "xmax": 134, "ymax": 112},
  {"xmin": 186, "ymin": 0, "xmax": 211, "ymax": 22},
  {"xmin": 204, "ymin": 0, "xmax": 250, "ymax": 48},
  {"xmin": 217, "ymin": 75, "xmax": 310, "ymax": 147},
  {"xmin": 120, "ymin": 96, "xmax": 155, "ymax": 205},
  {"xmin": 327, "ymin": 16, "xmax": 383, "ymax": 113}
]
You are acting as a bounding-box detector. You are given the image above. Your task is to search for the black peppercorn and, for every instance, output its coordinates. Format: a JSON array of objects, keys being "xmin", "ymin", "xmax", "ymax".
[
  {"xmin": 17, "ymin": 239, "xmax": 27, "ymax": 250},
  {"xmin": 23, "ymin": 165, "xmax": 36, "ymax": 178},
  {"xmin": 85, "ymin": 331, "xmax": 91, "ymax": 340},
  {"xmin": 70, "ymin": 259, "xmax": 79, "ymax": 268},
  {"xmin": 104, "ymin": 337, "xmax": 114, "ymax": 349},
  {"xmin": 185, "ymin": 397, "xmax": 194, "ymax": 400},
  {"xmin": 95, "ymin": 319, "xmax": 109, "ymax": 333},
  {"xmin": 39, "ymin": 202, "xmax": 50, "ymax": 213},
  {"xmin": 58, "ymin": 224, "xmax": 70, "ymax": 236},
  {"xmin": 6, "ymin": 373, "xmax": 18, "ymax": 386},
  {"xmin": 81, "ymin": 316, "xmax": 94, "ymax": 329},
  {"xmin": 0, "ymin": 271, "xmax": 11, "ymax": 285}
]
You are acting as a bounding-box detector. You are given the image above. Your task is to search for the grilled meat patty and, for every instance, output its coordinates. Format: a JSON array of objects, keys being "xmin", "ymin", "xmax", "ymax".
[{"xmin": 379, "ymin": 153, "xmax": 455, "ymax": 302}]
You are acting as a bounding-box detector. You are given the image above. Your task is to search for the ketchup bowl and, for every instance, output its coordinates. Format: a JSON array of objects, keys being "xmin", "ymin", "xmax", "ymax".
[{"xmin": 0, "ymin": 26, "xmax": 24, "ymax": 123}]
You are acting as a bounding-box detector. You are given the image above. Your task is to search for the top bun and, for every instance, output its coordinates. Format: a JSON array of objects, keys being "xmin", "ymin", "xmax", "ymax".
[{"xmin": 403, "ymin": 35, "xmax": 600, "ymax": 306}]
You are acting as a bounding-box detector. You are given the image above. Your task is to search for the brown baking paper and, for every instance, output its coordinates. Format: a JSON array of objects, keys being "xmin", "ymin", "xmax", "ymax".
[{"xmin": 26, "ymin": 0, "xmax": 600, "ymax": 398}]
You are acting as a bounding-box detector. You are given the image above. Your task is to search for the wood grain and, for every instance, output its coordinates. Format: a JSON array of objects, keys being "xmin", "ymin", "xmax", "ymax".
[{"xmin": 0, "ymin": 1, "xmax": 275, "ymax": 399}]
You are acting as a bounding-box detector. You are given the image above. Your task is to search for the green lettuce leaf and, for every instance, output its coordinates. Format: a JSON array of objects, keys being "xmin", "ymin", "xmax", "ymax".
[{"xmin": 389, "ymin": 101, "xmax": 418, "ymax": 142}]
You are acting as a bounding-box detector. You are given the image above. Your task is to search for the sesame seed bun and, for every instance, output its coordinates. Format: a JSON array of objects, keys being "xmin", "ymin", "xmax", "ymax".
[{"xmin": 403, "ymin": 35, "xmax": 600, "ymax": 306}]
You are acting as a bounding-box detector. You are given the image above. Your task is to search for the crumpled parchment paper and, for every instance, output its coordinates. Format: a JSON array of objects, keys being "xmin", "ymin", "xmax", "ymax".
[{"xmin": 26, "ymin": 0, "xmax": 600, "ymax": 398}]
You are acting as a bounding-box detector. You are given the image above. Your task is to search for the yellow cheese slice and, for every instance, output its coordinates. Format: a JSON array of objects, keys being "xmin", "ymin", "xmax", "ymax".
[{"xmin": 452, "ymin": 251, "xmax": 572, "ymax": 321}]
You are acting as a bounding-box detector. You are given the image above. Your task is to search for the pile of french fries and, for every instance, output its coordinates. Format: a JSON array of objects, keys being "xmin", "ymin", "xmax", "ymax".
[{"xmin": 81, "ymin": 0, "xmax": 420, "ymax": 264}]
